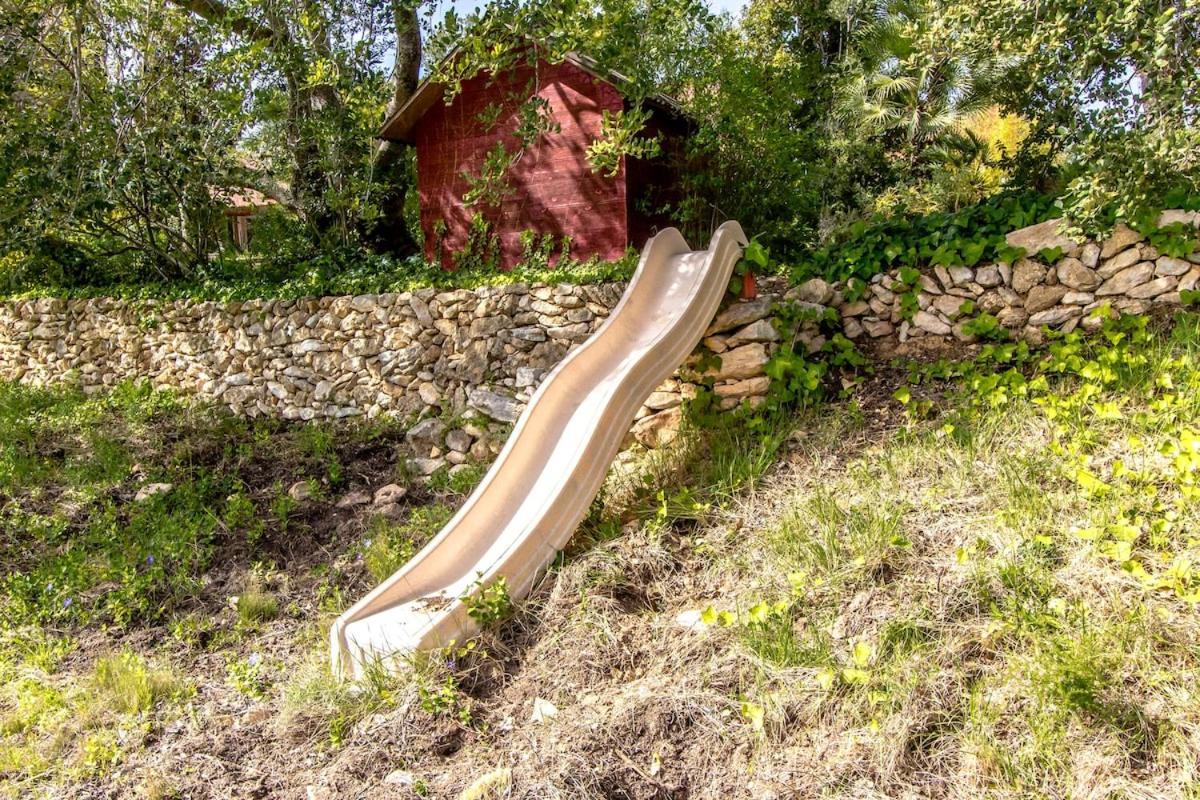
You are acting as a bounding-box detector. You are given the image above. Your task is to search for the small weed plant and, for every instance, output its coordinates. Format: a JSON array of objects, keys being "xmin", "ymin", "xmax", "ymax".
[{"xmin": 462, "ymin": 576, "xmax": 512, "ymax": 629}]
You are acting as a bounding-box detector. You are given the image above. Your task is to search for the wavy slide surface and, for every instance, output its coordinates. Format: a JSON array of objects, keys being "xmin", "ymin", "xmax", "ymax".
[{"xmin": 331, "ymin": 222, "xmax": 747, "ymax": 678}]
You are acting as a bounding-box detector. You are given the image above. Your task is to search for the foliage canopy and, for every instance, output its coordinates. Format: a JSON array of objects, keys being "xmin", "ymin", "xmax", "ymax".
[{"xmin": 0, "ymin": 0, "xmax": 1196, "ymax": 295}]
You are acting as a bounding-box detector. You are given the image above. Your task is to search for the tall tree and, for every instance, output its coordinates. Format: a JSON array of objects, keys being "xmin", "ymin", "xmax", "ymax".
[
  {"xmin": 167, "ymin": 0, "xmax": 424, "ymax": 254},
  {"xmin": 0, "ymin": 0, "xmax": 243, "ymax": 282},
  {"xmin": 946, "ymin": 0, "xmax": 1200, "ymax": 227}
]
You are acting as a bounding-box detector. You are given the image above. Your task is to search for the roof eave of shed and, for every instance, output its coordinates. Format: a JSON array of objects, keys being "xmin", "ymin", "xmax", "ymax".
[
  {"xmin": 377, "ymin": 48, "xmax": 689, "ymax": 144},
  {"xmin": 378, "ymin": 79, "xmax": 447, "ymax": 143}
]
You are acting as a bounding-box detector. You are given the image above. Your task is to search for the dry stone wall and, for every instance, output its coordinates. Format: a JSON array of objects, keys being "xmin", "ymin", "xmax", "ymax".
[
  {"xmin": 3, "ymin": 211, "xmax": 1195, "ymax": 470},
  {"xmin": 794, "ymin": 211, "xmax": 1200, "ymax": 351},
  {"xmin": 0, "ymin": 283, "xmax": 777, "ymax": 461}
]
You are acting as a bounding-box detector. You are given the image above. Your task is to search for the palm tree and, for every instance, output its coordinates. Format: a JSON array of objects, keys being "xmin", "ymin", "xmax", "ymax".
[{"xmin": 836, "ymin": 0, "xmax": 1002, "ymax": 170}]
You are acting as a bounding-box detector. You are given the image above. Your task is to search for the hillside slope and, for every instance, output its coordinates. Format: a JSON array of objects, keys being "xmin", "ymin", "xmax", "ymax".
[{"xmin": 4, "ymin": 310, "xmax": 1200, "ymax": 798}]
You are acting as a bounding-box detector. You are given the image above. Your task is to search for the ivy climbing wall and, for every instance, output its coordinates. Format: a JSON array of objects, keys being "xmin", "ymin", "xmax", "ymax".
[{"xmin": 787, "ymin": 212, "xmax": 1200, "ymax": 353}]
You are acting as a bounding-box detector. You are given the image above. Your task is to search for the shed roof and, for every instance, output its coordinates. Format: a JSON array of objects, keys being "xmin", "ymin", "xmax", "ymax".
[{"xmin": 378, "ymin": 48, "xmax": 688, "ymax": 144}]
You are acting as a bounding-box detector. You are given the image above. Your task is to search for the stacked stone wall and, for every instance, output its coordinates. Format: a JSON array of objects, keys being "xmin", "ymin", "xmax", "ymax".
[
  {"xmin": 3, "ymin": 210, "xmax": 1197, "ymax": 467},
  {"xmin": 809, "ymin": 211, "xmax": 1200, "ymax": 350},
  {"xmin": 0, "ymin": 283, "xmax": 778, "ymax": 461}
]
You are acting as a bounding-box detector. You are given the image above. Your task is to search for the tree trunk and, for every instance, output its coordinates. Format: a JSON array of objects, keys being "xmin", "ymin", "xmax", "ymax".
[{"xmin": 365, "ymin": 1, "xmax": 423, "ymax": 257}]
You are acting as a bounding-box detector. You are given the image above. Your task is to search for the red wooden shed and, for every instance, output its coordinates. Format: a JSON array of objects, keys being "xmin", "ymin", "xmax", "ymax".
[{"xmin": 379, "ymin": 49, "xmax": 690, "ymax": 269}]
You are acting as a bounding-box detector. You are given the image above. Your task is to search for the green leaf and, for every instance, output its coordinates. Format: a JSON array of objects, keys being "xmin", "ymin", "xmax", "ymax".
[
  {"xmin": 743, "ymin": 238, "xmax": 769, "ymax": 269},
  {"xmin": 842, "ymin": 667, "xmax": 871, "ymax": 685},
  {"xmin": 1037, "ymin": 246, "xmax": 1065, "ymax": 263}
]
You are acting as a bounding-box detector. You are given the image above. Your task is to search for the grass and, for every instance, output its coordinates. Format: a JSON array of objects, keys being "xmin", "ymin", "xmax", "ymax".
[
  {"xmin": 682, "ymin": 310, "xmax": 1200, "ymax": 796},
  {"xmin": 0, "ymin": 378, "xmax": 419, "ymax": 630},
  {"xmin": 91, "ymin": 652, "xmax": 187, "ymax": 715},
  {"xmin": 0, "ymin": 651, "xmax": 187, "ymax": 790},
  {"xmin": 361, "ymin": 504, "xmax": 454, "ymax": 583},
  {"xmin": 0, "ymin": 377, "xmax": 448, "ymax": 797},
  {"xmin": 281, "ymin": 654, "xmax": 403, "ymax": 747},
  {"xmin": 235, "ymin": 577, "xmax": 280, "ymax": 626}
]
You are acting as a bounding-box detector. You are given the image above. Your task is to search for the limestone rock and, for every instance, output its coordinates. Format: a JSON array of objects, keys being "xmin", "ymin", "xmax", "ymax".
[
  {"xmin": 714, "ymin": 376, "xmax": 770, "ymax": 399},
  {"xmin": 841, "ymin": 300, "xmax": 870, "ymax": 316},
  {"xmin": 912, "ymin": 310, "xmax": 951, "ymax": 335},
  {"xmin": 632, "ymin": 407, "xmax": 682, "ymax": 449},
  {"xmin": 1181, "ymin": 267, "xmax": 1200, "ymax": 292},
  {"xmin": 287, "ymin": 480, "xmax": 314, "ymax": 501},
  {"xmin": 467, "ymin": 388, "xmax": 523, "ymax": 423},
  {"xmin": 863, "ymin": 319, "xmax": 894, "ymax": 338},
  {"xmin": 373, "ymin": 483, "xmax": 407, "ymax": 505},
  {"xmin": 643, "ymin": 391, "xmax": 682, "ymax": 411},
  {"xmin": 706, "ymin": 298, "xmax": 773, "ymax": 335},
  {"xmin": 1028, "ymin": 306, "xmax": 1082, "ymax": 327},
  {"xmin": 1096, "ymin": 262, "xmax": 1154, "ymax": 296},
  {"xmin": 951, "ymin": 321, "xmax": 977, "ymax": 343},
  {"xmin": 1098, "ymin": 247, "xmax": 1141, "ymax": 277},
  {"xmin": 934, "ymin": 265, "xmax": 953, "ymax": 290},
  {"xmin": 992, "ymin": 262, "xmax": 1010, "ymax": 288},
  {"xmin": 416, "ymin": 382, "xmax": 441, "ymax": 406},
  {"xmin": 1156, "ymin": 256, "xmax": 1192, "ymax": 277},
  {"xmin": 406, "ymin": 418, "xmax": 446, "ymax": 452},
  {"xmin": 1056, "ymin": 258, "xmax": 1101, "ymax": 291},
  {"xmin": 445, "ymin": 429, "xmax": 472, "ymax": 453},
  {"xmin": 1006, "ymin": 218, "xmax": 1080, "ymax": 257},
  {"xmin": 708, "ymin": 343, "xmax": 769, "ymax": 381},
  {"xmin": 409, "ymin": 295, "xmax": 433, "ymax": 326},
  {"xmin": 997, "ymin": 307, "xmax": 1029, "ymax": 328},
  {"xmin": 918, "ymin": 274, "xmax": 942, "ymax": 295},
  {"xmin": 948, "ymin": 266, "xmax": 973, "ymax": 286},
  {"xmin": 932, "ymin": 294, "xmax": 968, "ymax": 319},
  {"xmin": 1099, "ymin": 223, "xmax": 1143, "ymax": 259},
  {"xmin": 726, "ymin": 318, "xmax": 780, "ymax": 346},
  {"xmin": 795, "ymin": 278, "xmax": 833, "ymax": 305},
  {"xmin": 1158, "ymin": 209, "xmax": 1200, "ymax": 227},
  {"xmin": 1126, "ymin": 276, "xmax": 1177, "ymax": 299},
  {"xmin": 134, "ymin": 482, "xmax": 173, "ymax": 502},
  {"xmin": 509, "ymin": 326, "xmax": 546, "ymax": 343},
  {"xmin": 1025, "ymin": 285, "xmax": 1068, "ymax": 313},
  {"xmin": 547, "ymin": 322, "xmax": 590, "ymax": 341},
  {"xmin": 335, "ymin": 490, "xmax": 372, "ymax": 509},
  {"xmin": 975, "ymin": 264, "xmax": 1002, "ymax": 288},
  {"xmin": 408, "ymin": 458, "xmax": 444, "ymax": 477},
  {"xmin": 1011, "ymin": 259, "xmax": 1047, "ymax": 294}
]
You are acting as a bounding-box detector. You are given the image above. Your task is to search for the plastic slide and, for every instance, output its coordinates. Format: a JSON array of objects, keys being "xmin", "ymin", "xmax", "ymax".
[{"xmin": 331, "ymin": 221, "xmax": 747, "ymax": 679}]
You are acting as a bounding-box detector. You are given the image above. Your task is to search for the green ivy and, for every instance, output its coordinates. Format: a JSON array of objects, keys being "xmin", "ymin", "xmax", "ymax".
[
  {"xmin": 0, "ymin": 247, "xmax": 639, "ymax": 303},
  {"xmin": 791, "ymin": 192, "xmax": 1059, "ymax": 284}
]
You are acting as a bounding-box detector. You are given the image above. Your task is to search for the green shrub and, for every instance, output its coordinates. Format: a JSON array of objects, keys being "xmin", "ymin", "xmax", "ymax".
[{"xmin": 361, "ymin": 504, "xmax": 453, "ymax": 583}]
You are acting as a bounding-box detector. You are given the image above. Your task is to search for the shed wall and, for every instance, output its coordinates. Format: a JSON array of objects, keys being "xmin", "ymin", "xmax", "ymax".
[{"xmin": 414, "ymin": 59, "xmax": 628, "ymax": 269}]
